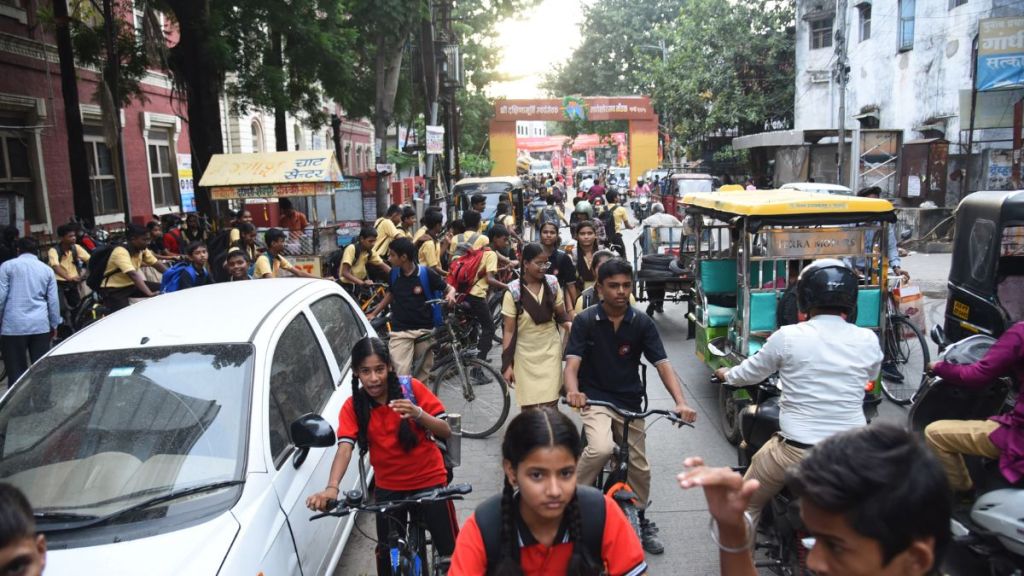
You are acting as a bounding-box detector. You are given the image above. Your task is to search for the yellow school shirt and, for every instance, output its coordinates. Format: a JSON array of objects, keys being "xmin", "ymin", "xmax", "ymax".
[
  {"xmin": 447, "ymin": 232, "xmax": 490, "ymax": 256},
  {"xmin": 229, "ymin": 228, "xmax": 240, "ymax": 244},
  {"xmin": 418, "ymin": 235, "xmax": 442, "ymax": 269},
  {"xmin": 469, "ymin": 250, "xmax": 498, "ymax": 298},
  {"xmin": 47, "ymin": 245, "xmax": 90, "ymax": 282},
  {"xmin": 340, "ymin": 244, "xmax": 384, "ymax": 284},
  {"xmin": 412, "ymin": 227, "xmax": 427, "ymax": 244},
  {"xmin": 373, "ymin": 218, "xmax": 405, "ymax": 256},
  {"xmin": 610, "ymin": 204, "xmax": 629, "ymax": 234},
  {"xmin": 103, "ymin": 247, "xmax": 158, "ymax": 288},
  {"xmin": 253, "ymin": 253, "xmax": 294, "ymax": 278}
]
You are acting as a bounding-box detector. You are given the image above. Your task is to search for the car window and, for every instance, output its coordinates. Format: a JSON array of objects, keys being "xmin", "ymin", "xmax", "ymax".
[
  {"xmin": 970, "ymin": 219, "xmax": 997, "ymax": 283},
  {"xmin": 310, "ymin": 294, "xmax": 366, "ymax": 374},
  {"xmin": 268, "ymin": 313, "xmax": 334, "ymax": 466}
]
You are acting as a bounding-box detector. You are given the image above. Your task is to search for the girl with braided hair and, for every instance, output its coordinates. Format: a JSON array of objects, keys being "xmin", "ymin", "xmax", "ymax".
[
  {"xmin": 449, "ymin": 407, "xmax": 647, "ymax": 575},
  {"xmin": 307, "ymin": 336, "xmax": 459, "ymax": 574}
]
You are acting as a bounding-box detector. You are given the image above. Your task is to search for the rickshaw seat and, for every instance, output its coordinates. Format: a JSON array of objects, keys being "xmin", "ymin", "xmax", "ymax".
[
  {"xmin": 700, "ymin": 259, "xmax": 738, "ymax": 294},
  {"xmin": 749, "ymin": 292, "xmax": 780, "ymax": 332},
  {"xmin": 748, "ymin": 336, "xmax": 766, "ymax": 356},
  {"xmin": 855, "ymin": 289, "xmax": 881, "ymax": 328},
  {"xmin": 707, "ymin": 304, "xmax": 736, "ymax": 327}
]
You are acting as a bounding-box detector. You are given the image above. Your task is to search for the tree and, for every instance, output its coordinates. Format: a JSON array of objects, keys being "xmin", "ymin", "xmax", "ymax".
[
  {"xmin": 541, "ymin": 0, "xmax": 685, "ymax": 97},
  {"xmin": 655, "ymin": 0, "xmax": 795, "ymax": 149}
]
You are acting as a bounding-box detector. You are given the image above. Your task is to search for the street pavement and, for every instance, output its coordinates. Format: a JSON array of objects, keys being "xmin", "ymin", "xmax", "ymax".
[{"xmin": 334, "ymin": 228, "xmax": 954, "ymax": 575}]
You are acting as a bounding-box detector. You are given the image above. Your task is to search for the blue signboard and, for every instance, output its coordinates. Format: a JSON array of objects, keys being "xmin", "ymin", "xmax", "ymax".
[{"xmin": 977, "ymin": 17, "xmax": 1024, "ymax": 92}]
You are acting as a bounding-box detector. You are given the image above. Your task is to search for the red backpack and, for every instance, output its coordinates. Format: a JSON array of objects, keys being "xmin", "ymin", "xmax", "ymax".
[{"xmin": 447, "ymin": 248, "xmax": 488, "ymax": 295}]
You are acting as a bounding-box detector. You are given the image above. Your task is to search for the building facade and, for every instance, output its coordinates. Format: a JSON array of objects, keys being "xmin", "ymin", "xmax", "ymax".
[{"xmin": 0, "ymin": 0, "xmax": 373, "ymax": 233}]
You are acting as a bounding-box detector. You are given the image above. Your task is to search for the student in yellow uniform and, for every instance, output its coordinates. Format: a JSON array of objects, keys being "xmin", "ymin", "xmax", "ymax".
[
  {"xmin": 416, "ymin": 210, "xmax": 445, "ymax": 275},
  {"xmin": 463, "ymin": 225, "xmax": 510, "ymax": 370},
  {"xmin": 228, "ymin": 208, "xmax": 254, "ymax": 244},
  {"xmin": 99, "ymin": 223, "xmax": 167, "ymax": 312},
  {"xmin": 501, "ymin": 242, "xmax": 572, "ymax": 409},
  {"xmin": 448, "ymin": 210, "xmax": 490, "ymax": 258},
  {"xmin": 573, "ymin": 220, "xmax": 601, "ymax": 293},
  {"xmin": 48, "ymin": 224, "xmax": 90, "ymax": 315},
  {"xmin": 254, "ymin": 228, "xmax": 317, "ymax": 279},
  {"xmin": 470, "ymin": 194, "xmax": 487, "ymax": 232},
  {"xmin": 340, "ymin": 227, "xmax": 390, "ymax": 287},
  {"xmin": 373, "ymin": 204, "xmax": 406, "ymax": 257}
]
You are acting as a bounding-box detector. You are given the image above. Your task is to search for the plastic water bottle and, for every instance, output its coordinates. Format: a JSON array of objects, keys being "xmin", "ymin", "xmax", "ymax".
[{"xmin": 447, "ymin": 413, "xmax": 462, "ymax": 467}]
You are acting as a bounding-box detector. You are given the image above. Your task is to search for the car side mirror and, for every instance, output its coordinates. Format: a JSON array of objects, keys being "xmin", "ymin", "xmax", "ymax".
[
  {"xmin": 930, "ymin": 325, "xmax": 946, "ymax": 347},
  {"xmin": 290, "ymin": 413, "xmax": 336, "ymax": 468},
  {"xmin": 900, "ymin": 229, "xmax": 913, "ymax": 241}
]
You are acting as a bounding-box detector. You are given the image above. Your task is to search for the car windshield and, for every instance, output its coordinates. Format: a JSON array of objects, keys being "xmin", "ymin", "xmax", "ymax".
[
  {"xmin": 0, "ymin": 345, "xmax": 253, "ymax": 518},
  {"xmin": 676, "ymin": 179, "xmax": 714, "ymax": 194},
  {"xmin": 455, "ymin": 182, "xmax": 513, "ymax": 219}
]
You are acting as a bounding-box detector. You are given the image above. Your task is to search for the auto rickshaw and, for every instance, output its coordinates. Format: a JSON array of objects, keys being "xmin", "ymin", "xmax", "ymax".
[
  {"xmin": 451, "ymin": 176, "xmax": 526, "ymax": 237},
  {"xmin": 942, "ymin": 190, "xmax": 1024, "ymax": 344},
  {"xmin": 683, "ymin": 189, "xmax": 897, "ymax": 443}
]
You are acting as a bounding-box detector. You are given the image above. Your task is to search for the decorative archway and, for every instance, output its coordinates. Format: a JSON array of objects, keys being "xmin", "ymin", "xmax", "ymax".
[{"xmin": 489, "ymin": 96, "xmax": 659, "ymax": 183}]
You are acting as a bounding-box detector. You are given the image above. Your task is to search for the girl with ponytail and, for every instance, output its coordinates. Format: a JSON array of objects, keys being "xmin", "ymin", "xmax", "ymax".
[
  {"xmin": 449, "ymin": 407, "xmax": 647, "ymax": 575},
  {"xmin": 307, "ymin": 336, "xmax": 459, "ymax": 575}
]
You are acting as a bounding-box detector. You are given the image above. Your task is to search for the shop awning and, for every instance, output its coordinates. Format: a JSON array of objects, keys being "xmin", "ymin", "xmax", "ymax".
[
  {"xmin": 199, "ymin": 151, "xmax": 343, "ymax": 200},
  {"xmin": 731, "ymin": 130, "xmax": 807, "ymax": 150}
]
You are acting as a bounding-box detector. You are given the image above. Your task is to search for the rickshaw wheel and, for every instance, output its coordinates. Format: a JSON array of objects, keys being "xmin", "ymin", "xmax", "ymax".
[{"xmin": 719, "ymin": 385, "xmax": 746, "ymax": 445}]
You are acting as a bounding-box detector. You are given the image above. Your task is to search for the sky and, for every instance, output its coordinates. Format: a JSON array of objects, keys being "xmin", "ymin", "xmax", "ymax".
[{"xmin": 487, "ymin": 0, "xmax": 589, "ymax": 99}]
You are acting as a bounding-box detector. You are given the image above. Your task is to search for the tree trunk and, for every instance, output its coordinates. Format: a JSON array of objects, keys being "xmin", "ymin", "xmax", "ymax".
[
  {"xmin": 52, "ymin": 0, "xmax": 93, "ymax": 226},
  {"xmin": 272, "ymin": 32, "xmax": 289, "ymax": 152},
  {"xmin": 165, "ymin": 0, "xmax": 224, "ymax": 217},
  {"xmin": 374, "ymin": 35, "xmax": 405, "ymax": 215}
]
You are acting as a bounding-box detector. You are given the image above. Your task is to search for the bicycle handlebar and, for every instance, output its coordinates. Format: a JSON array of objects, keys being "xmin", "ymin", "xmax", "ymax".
[
  {"xmin": 560, "ymin": 398, "xmax": 693, "ymax": 428},
  {"xmin": 310, "ymin": 483, "xmax": 472, "ymax": 521}
]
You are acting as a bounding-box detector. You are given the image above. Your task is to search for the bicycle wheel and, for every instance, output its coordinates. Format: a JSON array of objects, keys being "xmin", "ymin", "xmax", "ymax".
[
  {"xmin": 432, "ymin": 358, "xmax": 510, "ymax": 439},
  {"xmin": 880, "ymin": 316, "xmax": 930, "ymax": 405}
]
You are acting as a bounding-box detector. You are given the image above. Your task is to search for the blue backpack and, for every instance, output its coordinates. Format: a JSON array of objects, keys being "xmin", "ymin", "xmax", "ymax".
[
  {"xmin": 390, "ymin": 265, "xmax": 444, "ymax": 327},
  {"xmin": 161, "ymin": 262, "xmax": 200, "ymax": 293}
]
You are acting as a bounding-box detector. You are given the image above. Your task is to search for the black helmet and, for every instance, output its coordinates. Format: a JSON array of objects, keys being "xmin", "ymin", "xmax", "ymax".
[{"xmin": 796, "ymin": 259, "xmax": 858, "ymax": 315}]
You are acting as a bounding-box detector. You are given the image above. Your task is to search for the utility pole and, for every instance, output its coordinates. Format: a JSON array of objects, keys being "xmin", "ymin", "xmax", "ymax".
[
  {"xmin": 834, "ymin": 0, "xmax": 849, "ymax": 186},
  {"xmin": 641, "ymin": 40, "xmax": 674, "ymax": 166}
]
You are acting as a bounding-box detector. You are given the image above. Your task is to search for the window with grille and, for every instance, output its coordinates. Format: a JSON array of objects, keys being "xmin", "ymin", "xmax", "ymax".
[
  {"xmin": 810, "ymin": 17, "xmax": 833, "ymax": 50},
  {"xmin": 859, "ymin": 5, "xmax": 871, "ymax": 41},
  {"xmin": 898, "ymin": 0, "xmax": 915, "ymax": 51},
  {"xmin": 147, "ymin": 129, "xmax": 178, "ymax": 209},
  {"xmin": 0, "ymin": 128, "xmax": 37, "ymax": 222},
  {"xmin": 84, "ymin": 128, "xmax": 119, "ymax": 216}
]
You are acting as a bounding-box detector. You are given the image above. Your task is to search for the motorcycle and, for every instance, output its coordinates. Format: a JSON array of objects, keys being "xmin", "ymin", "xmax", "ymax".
[
  {"xmin": 631, "ymin": 195, "xmax": 651, "ymax": 220},
  {"xmin": 909, "ymin": 326, "xmax": 1024, "ymax": 575}
]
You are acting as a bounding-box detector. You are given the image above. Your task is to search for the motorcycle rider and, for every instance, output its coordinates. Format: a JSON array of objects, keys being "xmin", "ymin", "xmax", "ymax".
[
  {"xmin": 713, "ymin": 259, "xmax": 882, "ymax": 529},
  {"xmin": 925, "ymin": 321, "xmax": 1024, "ymax": 497},
  {"xmin": 679, "ymin": 423, "xmax": 950, "ymax": 576}
]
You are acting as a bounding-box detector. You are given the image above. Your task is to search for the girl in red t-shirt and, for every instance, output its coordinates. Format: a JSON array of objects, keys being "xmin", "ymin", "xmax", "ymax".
[
  {"xmin": 307, "ymin": 336, "xmax": 458, "ymax": 574},
  {"xmin": 449, "ymin": 408, "xmax": 647, "ymax": 576}
]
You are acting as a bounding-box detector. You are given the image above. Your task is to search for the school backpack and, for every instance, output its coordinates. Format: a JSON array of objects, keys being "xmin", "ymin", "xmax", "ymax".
[
  {"xmin": 447, "ymin": 247, "xmax": 488, "ymax": 296},
  {"xmin": 451, "ymin": 232, "xmax": 482, "ymax": 259},
  {"xmin": 475, "ymin": 484, "xmax": 606, "ymax": 570},
  {"xmin": 598, "ymin": 205, "xmax": 617, "ymax": 241},
  {"xmin": 391, "ymin": 265, "xmax": 444, "ymax": 327},
  {"xmin": 160, "ymin": 262, "xmax": 201, "ymax": 293},
  {"xmin": 506, "ymin": 275, "xmax": 561, "ymax": 314},
  {"xmin": 84, "ymin": 244, "xmax": 119, "ymax": 292},
  {"xmin": 537, "ymin": 206, "xmax": 560, "ymax": 228}
]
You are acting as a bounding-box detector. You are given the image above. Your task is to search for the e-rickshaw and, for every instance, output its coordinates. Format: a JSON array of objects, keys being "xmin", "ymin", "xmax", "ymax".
[
  {"xmin": 941, "ymin": 190, "xmax": 1024, "ymax": 344},
  {"xmin": 683, "ymin": 189, "xmax": 897, "ymax": 443},
  {"xmin": 451, "ymin": 177, "xmax": 526, "ymax": 238}
]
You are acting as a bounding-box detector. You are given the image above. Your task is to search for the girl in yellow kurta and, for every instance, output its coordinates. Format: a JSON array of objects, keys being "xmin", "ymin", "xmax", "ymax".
[{"xmin": 501, "ymin": 243, "xmax": 572, "ymax": 408}]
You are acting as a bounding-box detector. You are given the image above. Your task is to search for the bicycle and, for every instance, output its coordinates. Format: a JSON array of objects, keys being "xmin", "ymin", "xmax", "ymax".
[
  {"xmin": 879, "ymin": 274, "xmax": 930, "ymax": 405},
  {"xmin": 563, "ymin": 398, "xmax": 691, "ymax": 539},
  {"xmin": 310, "ymin": 483, "xmax": 472, "ymax": 576},
  {"xmin": 410, "ymin": 300, "xmax": 510, "ymax": 439},
  {"xmin": 350, "ymin": 282, "xmax": 390, "ymax": 314}
]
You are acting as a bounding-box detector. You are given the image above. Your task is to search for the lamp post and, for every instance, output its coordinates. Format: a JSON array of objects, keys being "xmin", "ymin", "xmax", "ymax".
[{"xmin": 640, "ymin": 40, "xmax": 674, "ymax": 166}]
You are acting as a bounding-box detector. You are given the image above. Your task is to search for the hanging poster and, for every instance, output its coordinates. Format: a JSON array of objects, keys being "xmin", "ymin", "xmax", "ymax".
[
  {"xmin": 426, "ymin": 125, "xmax": 445, "ymax": 155},
  {"xmin": 977, "ymin": 17, "xmax": 1024, "ymax": 91}
]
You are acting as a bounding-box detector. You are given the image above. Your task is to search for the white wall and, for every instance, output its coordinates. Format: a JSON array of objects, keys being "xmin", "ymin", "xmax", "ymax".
[{"xmin": 795, "ymin": 0, "xmax": 998, "ymax": 140}]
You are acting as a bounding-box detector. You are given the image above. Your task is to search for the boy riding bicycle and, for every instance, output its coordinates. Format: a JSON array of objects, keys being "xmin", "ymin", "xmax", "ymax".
[{"xmin": 563, "ymin": 258, "xmax": 697, "ymax": 554}]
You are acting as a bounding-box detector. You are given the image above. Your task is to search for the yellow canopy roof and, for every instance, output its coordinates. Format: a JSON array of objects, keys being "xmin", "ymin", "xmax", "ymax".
[
  {"xmin": 682, "ymin": 189, "xmax": 894, "ymax": 216},
  {"xmin": 198, "ymin": 151, "xmax": 343, "ymax": 188}
]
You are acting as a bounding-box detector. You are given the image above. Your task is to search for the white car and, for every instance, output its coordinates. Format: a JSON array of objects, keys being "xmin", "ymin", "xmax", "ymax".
[
  {"xmin": 0, "ymin": 279, "xmax": 372, "ymax": 575},
  {"xmin": 780, "ymin": 182, "xmax": 854, "ymax": 196}
]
